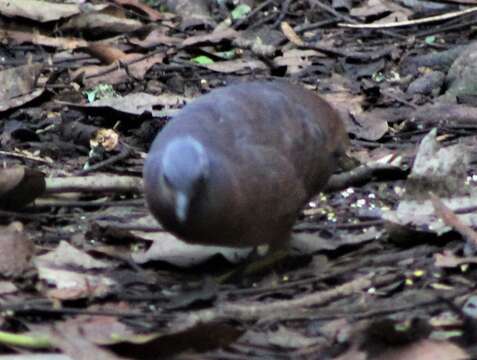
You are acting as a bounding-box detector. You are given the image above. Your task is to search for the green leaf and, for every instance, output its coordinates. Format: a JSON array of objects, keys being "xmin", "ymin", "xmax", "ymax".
[
  {"xmin": 192, "ymin": 55, "xmax": 215, "ymax": 65},
  {"xmin": 83, "ymin": 84, "xmax": 117, "ymax": 103},
  {"xmin": 85, "ymin": 90, "xmax": 96, "ymax": 103},
  {"xmin": 425, "ymin": 35, "xmax": 436, "ymax": 45},
  {"xmin": 231, "ymin": 4, "xmax": 251, "ymax": 20},
  {"xmin": 372, "ymin": 72, "xmax": 385, "ymax": 83},
  {"xmin": 215, "ymin": 49, "xmax": 236, "ymax": 60}
]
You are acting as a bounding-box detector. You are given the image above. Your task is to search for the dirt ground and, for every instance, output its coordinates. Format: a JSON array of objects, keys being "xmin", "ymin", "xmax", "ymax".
[{"xmin": 1, "ymin": 0, "xmax": 477, "ymax": 359}]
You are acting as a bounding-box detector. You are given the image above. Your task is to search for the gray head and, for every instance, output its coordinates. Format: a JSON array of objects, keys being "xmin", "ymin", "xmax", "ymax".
[{"xmin": 159, "ymin": 136, "xmax": 209, "ymax": 223}]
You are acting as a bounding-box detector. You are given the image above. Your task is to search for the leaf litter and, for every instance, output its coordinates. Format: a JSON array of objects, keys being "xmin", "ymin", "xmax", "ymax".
[{"xmin": 2, "ymin": 0, "xmax": 477, "ymax": 358}]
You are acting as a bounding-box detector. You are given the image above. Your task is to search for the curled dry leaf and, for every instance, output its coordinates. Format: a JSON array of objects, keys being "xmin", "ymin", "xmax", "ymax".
[
  {"xmin": 280, "ymin": 21, "xmax": 304, "ymax": 46},
  {"xmin": 0, "ymin": 64, "xmax": 43, "ymax": 100},
  {"xmin": 383, "ymin": 128, "xmax": 475, "ymax": 236},
  {"xmin": 407, "ymin": 128, "xmax": 469, "ymax": 198},
  {"xmin": 444, "ymin": 41, "xmax": 477, "ymax": 100},
  {"xmin": 130, "ymin": 215, "xmax": 252, "ymax": 267},
  {"xmin": 0, "ymin": 222, "xmax": 35, "ymax": 278},
  {"xmin": 274, "ymin": 49, "xmax": 322, "ymax": 74},
  {"xmin": 35, "ymin": 240, "xmax": 112, "ymax": 270},
  {"xmin": 166, "ymin": 0, "xmax": 216, "ymax": 30},
  {"xmin": 70, "ymin": 53, "xmax": 164, "ymax": 88},
  {"xmin": 91, "ymin": 129, "xmax": 120, "ymax": 152},
  {"xmin": 112, "ymin": 0, "xmax": 164, "ymax": 21},
  {"xmin": 83, "ymin": 92, "xmax": 188, "ymax": 117},
  {"xmin": 323, "ymin": 91, "xmax": 390, "ymax": 141},
  {"xmin": 0, "ymin": 63, "xmax": 48, "ymax": 112},
  {"xmin": 0, "ymin": 166, "xmax": 46, "ymax": 210},
  {"xmin": 199, "ymin": 58, "xmax": 267, "ymax": 74},
  {"xmin": 0, "ymin": 0, "xmax": 107, "ymax": 22},
  {"xmin": 60, "ymin": 7, "xmax": 143, "ymax": 35},
  {"xmin": 38, "ymin": 267, "xmax": 116, "ymax": 300},
  {"xmin": 84, "ymin": 43, "xmax": 128, "ymax": 65},
  {"xmin": 131, "ymin": 230, "xmax": 252, "ymax": 267}
]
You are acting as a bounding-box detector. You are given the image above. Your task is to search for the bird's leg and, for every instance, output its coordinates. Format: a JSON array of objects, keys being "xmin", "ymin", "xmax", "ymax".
[{"xmin": 215, "ymin": 243, "xmax": 290, "ymax": 284}]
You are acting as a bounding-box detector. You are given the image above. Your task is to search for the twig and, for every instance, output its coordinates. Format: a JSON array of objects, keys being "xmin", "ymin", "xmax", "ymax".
[
  {"xmin": 0, "ymin": 150, "xmax": 53, "ymax": 164},
  {"xmin": 45, "ymin": 175, "xmax": 143, "ymax": 194},
  {"xmin": 339, "ymin": 6, "xmax": 477, "ymax": 29},
  {"xmin": 272, "ymin": 0, "xmax": 290, "ymax": 28},
  {"xmin": 307, "ymin": 0, "xmax": 406, "ymax": 40},
  {"xmin": 325, "ymin": 163, "xmax": 404, "ymax": 192},
  {"xmin": 96, "ymin": 223, "xmax": 165, "ymax": 232},
  {"xmin": 173, "ymin": 274, "xmax": 373, "ymax": 329},
  {"xmin": 34, "ymin": 198, "xmax": 144, "ymax": 208},
  {"xmin": 298, "ymin": 43, "xmax": 392, "ymax": 62},
  {"xmin": 75, "ymin": 144, "xmax": 132, "ymax": 176},
  {"xmin": 430, "ymin": 192, "xmax": 477, "ymax": 251}
]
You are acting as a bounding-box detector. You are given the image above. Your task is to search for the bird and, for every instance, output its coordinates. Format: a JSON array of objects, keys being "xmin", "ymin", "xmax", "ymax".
[{"xmin": 143, "ymin": 81, "xmax": 349, "ymax": 249}]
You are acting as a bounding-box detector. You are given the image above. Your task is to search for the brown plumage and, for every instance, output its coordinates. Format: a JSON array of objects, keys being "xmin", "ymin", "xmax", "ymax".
[{"xmin": 143, "ymin": 81, "xmax": 349, "ymax": 247}]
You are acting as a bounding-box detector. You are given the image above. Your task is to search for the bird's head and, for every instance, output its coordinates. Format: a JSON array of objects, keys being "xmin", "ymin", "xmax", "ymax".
[{"xmin": 158, "ymin": 137, "xmax": 209, "ymax": 224}]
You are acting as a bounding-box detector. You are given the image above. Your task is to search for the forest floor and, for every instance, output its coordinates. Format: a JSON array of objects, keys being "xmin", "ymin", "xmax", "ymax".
[{"xmin": 1, "ymin": 0, "xmax": 477, "ymax": 359}]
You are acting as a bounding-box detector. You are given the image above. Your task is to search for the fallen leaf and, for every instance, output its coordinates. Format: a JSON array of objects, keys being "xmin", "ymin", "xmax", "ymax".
[
  {"xmin": 0, "ymin": 0, "xmax": 106, "ymax": 22},
  {"xmin": 267, "ymin": 326, "xmax": 318, "ymax": 349},
  {"xmin": 181, "ymin": 28, "xmax": 239, "ymax": 47},
  {"xmin": 60, "ymin": 8, "xmax": 143, "ymax": 35},
  {"xmin": 0, "ymin": 222, "xmax": 34, "ymax": 278},
  {"xmin": 2, "ymin": 29, "xmax": 88, "ymax": 50},
  {"xmin": 130, "ymin": 216, "xmax": 252, "ymax": 266},
  {"xmin": 112, "ymin": 0, "xmax": 164, "ymax": 21},
  {"xmin": 38, "ymin": 267, "xmax": 116, "ymax": 300},
  {"xmin": 199, "ymin": 58, "xmax": 267, "ymax": 73},
  {"xmin": 71, "ymin": 53, "xmax": 164, "ymax": 88},
  {"xmin": 132, "ymin": 230, "xmax": 252, "ymax": 267},
  {"xmin": 35, "ymin": 241, "xmax": 112, "ymax": 270},
  {"xmin": 127, "ymin": 27, "xmax": 182, "ymax": 48},
  {"xmin": 62, "ymin": 92, "xmax": 187, "ymax": 117},
  {"xmin": 166, "ymin": 0, "xmax": 216, "ymax": 30}
]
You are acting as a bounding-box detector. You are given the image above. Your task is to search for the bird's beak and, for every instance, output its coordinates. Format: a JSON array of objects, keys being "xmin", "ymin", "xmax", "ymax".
[{"xmin": 175, "ymin": 191, "xmax": 189, "ymax": 223}]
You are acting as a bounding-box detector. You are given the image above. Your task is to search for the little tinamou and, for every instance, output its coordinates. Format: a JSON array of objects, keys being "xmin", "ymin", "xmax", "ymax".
[{"xmin": 143, "ymin": 81, "xmax": 349, "ymax": 248}]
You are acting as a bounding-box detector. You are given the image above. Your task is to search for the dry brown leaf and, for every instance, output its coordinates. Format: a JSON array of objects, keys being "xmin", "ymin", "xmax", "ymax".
[
  {"xmin": 51, "ymin": 323, "xmax": 127, "ymax": 360},
  {"xmin": 200, "ymin": 58, "xmax": 267, "ymax": 74},
  {"xmin": 85, "ymin": 43, "xmax": 128, "ymax": 64},
  {"xmin": 167, "ymin": 0, "xmax": 215, "ymax": 30},
  {"xmin": 128, "ymin": 27, "xmax": 183, "ymax": 48},
  {"xmin": 130, "ymin": 215, "xmax": 251, "ymax": 267},
  {"xmin": 0, "ymin": 0, "xmax": 106, "ymax": 22},
  {"xmin": 2, "ymin": 29, "xmax": 88, "ymax": 50},
  {"xmin": 35, "ymin": 241, "xmax": 112, "ymax": 270},
  {"xmin": 64, "ymin": 92, "xmax": 187, "ymax": 117},
  {"xmin": 280, "ymin": 21, "xmax": 304, "ymax": 46},
  {"xmin": 70, "ymin": 53, "xmax": 164, "ymax": 88},
  {"xmin": 38, "ymin": 267, "xmax": 116, "ymax": 300},
  {"xmin": 0, "ymin": 63, "xmax": 43, "ymax": 100},
  {"xmin": 60, "ymin": 9, "xmax": 143, "ymax": 35},
  {"xmin": 181, "ymin": 28, "xmax": 239, "ymax": 47},
  {"xmin": 0, "ymin": 222, "xmax": 34, "ymax": 278},
  {"xmin": 112, "ymin": 0, "xmax": 164, "ymax": 21}
]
